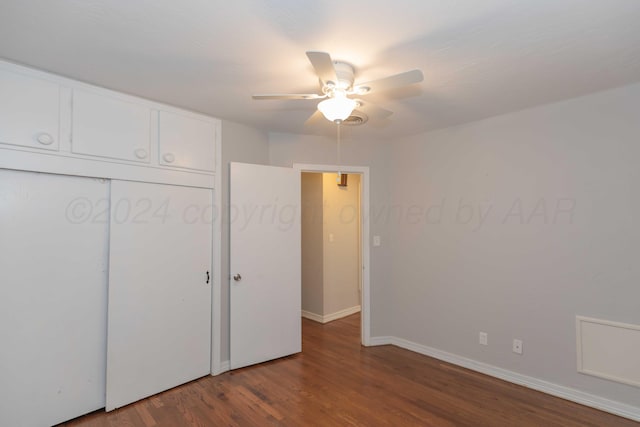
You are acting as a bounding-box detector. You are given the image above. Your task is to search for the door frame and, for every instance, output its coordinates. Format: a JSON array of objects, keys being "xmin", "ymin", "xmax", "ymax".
[
  {"xmin": 294, "ymin": 163, "xmax": 371, "ymax": 346},
  {"xmin": 211, "ymin": 132, "xmax": 223, "ymax": 375}
]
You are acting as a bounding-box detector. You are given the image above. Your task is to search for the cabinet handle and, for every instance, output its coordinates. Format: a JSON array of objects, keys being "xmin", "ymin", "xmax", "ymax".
[
  {"xmin": 134, "ymin": 148, "xmax": 148, "ymax": 159},
  {"xmin": 36, "ymin": 132, "xmax": 54, "ymax": 145},
  {"xmin": 206, "ymin": 271, "xmax": 210, "ymax": 284},
  {"xmin": 163, "ymin": 153, "xmax": 175, "ymax": 163}
]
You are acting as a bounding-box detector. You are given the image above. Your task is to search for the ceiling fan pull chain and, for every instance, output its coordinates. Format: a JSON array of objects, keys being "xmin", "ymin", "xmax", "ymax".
[{"xmin": 336, "ymin": 122, "xmax": 342, "ymax": 182}]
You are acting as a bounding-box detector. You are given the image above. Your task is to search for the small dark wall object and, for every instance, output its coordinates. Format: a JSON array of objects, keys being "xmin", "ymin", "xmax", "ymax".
[{"xmin": 338, "ymin": 173, "xmax": 348, "ymax": 187}]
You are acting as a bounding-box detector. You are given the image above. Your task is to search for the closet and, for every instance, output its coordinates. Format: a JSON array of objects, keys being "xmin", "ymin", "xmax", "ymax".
[
  {"xmin": 106, "ymin": 181, "xmax": 213, "ymax": 410},
  {"xmin": 0, "ymin": 60, "xmax": 220, "ymax": 426},
  {"xmin": 0, "ymin": 171, "xmax": 109, "ymax": 426}
]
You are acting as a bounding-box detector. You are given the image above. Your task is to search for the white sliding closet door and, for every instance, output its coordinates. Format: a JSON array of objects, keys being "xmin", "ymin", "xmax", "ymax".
[
  {"xmin": 106, "ymin": 180, "xmax": 212, "ymax": 411},
  {"xmin": 0, "ymin": 169, "xmax": 109, "ymax": 427}
]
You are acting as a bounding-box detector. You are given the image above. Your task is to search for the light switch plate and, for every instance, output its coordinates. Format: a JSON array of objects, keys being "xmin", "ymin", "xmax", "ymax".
[
  {"xmin": 373, "ymin": 235, "xmax": 381, "ymax": 247},
  {"xmin": 479, "ymin": 332, "xmax": 488, "ymax": 346}
]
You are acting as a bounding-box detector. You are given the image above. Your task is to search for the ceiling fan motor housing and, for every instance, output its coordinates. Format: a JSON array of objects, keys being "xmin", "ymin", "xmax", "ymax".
[{"xmin": 332, "ymin": 61, "xmax": 355, "ymax": 90}]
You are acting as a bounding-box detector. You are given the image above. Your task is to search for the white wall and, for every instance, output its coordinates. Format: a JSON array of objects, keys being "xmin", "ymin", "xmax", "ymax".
[
  {"xmin": 266, "ymin": 83, "xmax": 640, "ymax": 411},
  {"xmin": 269, "ymin": 133, "xmax": 394, "ymax": 336},
  {"xmin": 269, "ymin": 83, "xmax": 640, "ymax": 411},
  {"xmin": 389, "ymin": 82, "xmax": 640, "ymax": 407},
  {"xmin": 220, "ymin": 120, "xmax": 269, "ymax": 361}
]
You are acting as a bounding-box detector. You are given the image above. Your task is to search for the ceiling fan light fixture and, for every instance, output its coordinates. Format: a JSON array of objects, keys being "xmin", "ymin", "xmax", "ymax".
[
  {"xmin": 252, "ymin": 51, "xmax": 424, "ymax": 125},
  {"xmin": 317, "ymin": 91, "xmax": 357, "ymax": 122}
]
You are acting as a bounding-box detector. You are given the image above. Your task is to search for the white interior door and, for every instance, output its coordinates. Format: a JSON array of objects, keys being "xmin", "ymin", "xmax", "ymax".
[
  {"xmin": 230, "ymin": 162, "xmax": 301, "ymax": 369},
  {"xmin": 106, "ymin": 180, "xmax": 212, "ymax": 410},
  {"xmin": 0, "ymin": 170, "xmax": 108, "ymax": 427}
]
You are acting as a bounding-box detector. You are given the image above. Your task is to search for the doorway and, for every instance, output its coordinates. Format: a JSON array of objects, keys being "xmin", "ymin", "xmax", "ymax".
[{"xmin": 295, "ymin": 164, "xmax": 371, "ymax": 345}]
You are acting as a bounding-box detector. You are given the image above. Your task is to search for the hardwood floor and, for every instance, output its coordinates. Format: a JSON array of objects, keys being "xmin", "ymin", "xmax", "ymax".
[{"xmin": 62, "ymin": 314, "xmax": 638, "ymax": 426}]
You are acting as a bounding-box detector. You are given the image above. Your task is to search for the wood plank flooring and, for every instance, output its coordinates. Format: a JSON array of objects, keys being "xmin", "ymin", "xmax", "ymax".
[{"xmin": 61, "ymin": 314, "xmax": 638, "ymax": 426}]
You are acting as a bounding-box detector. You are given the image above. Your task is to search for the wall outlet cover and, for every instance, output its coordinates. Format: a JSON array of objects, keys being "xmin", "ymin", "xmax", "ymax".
[{"xmin": 513, "ymin": 339, "xmax": 523, "ymax": 354}]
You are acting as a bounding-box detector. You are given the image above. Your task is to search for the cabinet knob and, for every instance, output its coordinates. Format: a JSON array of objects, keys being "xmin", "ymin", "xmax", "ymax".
[
  {"xmin": 134, "ymin": 148, "xmax": 148, "ymax": 159},
  {"xmin": 163, "ymin": 153, "xmax": 175, "ymax": 163},
  {"xmin": 36, "ymin": 132, "xmax": 54, "ymax": 145}
]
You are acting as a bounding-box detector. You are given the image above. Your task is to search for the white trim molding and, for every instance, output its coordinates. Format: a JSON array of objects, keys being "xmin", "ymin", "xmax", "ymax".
[
  {"xmin": 210, "ymin": 109, "xmax": 223, "ymax": 377},
  {"xmin": 215, "ymin": 360, "xmax": 230, "ymax": 375},
  {"xmin": 301, "ymin": 310, "xmax": 324, "ymax": 323},
  {"xmin": 366, "ymin": 336, "xmax": 393, "ymax": 347},
  {"xmin": 325, "ymin": 305, "xmax": 361, "ymax": 323},
  {"xmin": 302, "ymin": 306, "xmax": 361, "ymax": 324},
  {"xmin": 368, "ymin": 336, "xmax": 640, "ymax": 422}
]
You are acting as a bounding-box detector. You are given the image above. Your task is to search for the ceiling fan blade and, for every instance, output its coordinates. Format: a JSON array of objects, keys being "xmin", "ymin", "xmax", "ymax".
[
  {"xmin": 252, "ymin": 93, "xmax": 325, "ymax": 100},
  {"xmin": 306, "ymin": 51, "xmax": 338, "ymax": 85},
  {"xmin": 304, "ymin": 109, "xmax": 326, "ymax": 127},
  {"xmin": 354, "ymin": 100, "xmax": 393, "ymax": 121},
  {"xmin": 355, "ymin": 69, "xmax": 424, "ymax": 94}
]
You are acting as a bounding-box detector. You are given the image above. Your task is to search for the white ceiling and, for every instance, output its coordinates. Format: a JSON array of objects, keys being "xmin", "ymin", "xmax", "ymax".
[{"xmin": 1, "ymin": 0, "xmax": 640, "ymax": 139}]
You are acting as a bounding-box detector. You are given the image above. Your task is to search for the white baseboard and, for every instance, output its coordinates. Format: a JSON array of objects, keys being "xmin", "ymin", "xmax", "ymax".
[
  {"xmin": 301, "ymin": 310, "xmax": 324, "ymax": 323},
  {"xmin": 366, "ymin": 336, "xmax": 393, "ymax": 346},
  {"xmin": 324, "ymin": 305, "xmax": 361, "ymax": 323},
  {"xmin": 367, "ymin": 336, "xmax": 640, "ymax": 422},
  {"xmin": 213, "ymin": 360, "xmax": 230, "ymax": 376},
  {"xmin": 302, "ymin": 305, "xmax": 361, "ymax": 324}
]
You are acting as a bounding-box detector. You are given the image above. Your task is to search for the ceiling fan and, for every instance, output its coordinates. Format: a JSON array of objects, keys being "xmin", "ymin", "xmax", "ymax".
[{"xmin": 252, "ymin": 51, "xmax": 424, "ymax": 124}]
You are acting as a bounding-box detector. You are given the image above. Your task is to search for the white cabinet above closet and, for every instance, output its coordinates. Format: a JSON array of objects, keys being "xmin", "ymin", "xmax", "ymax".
[
  {"xmin": 72, "ymin": 89, "xmax": 152, "ymax": 163},
  {"xmin": 0, "ymin": 68, "xmax": 60, "ymax": 151},
  {"xmin": 159, "ymin": 111, "xmax": 216, "ymax": 172},
  {"xmin": 0, "ymin": 60, "xmax": 220, "ymax": 189}
]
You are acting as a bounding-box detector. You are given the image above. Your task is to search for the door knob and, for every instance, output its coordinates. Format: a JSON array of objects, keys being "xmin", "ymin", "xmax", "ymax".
[{"xmin": 233, "ymin": 274, "xmax": 242, "ymax": 282}]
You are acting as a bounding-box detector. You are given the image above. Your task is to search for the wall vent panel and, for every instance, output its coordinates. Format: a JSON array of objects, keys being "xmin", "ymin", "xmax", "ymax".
[{"xmin": 576, "ymin": 316, "xmax": 640, "ymax": 388}]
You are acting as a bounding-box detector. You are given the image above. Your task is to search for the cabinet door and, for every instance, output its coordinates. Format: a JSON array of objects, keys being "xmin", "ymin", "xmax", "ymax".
[
  {"xmin": 0, "ymin": 69, "xmax": 60, "ymax": 151},
  {"xmin": 0, "ymin": 170, "xmax": 108, "ymax": 427},
  {"xmin": 106, "ymin": 181, "xmax": 213, "ymax": 410},
  {"xmin": 72, "ymin": 89, "xmax": 151, "ymax": 162},
  {"xmin": 159, "ymin": 111, "xmax": 216, "ymax": 172}
]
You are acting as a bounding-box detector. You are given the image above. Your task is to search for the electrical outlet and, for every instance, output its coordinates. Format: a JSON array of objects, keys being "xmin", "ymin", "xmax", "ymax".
[
  {"xmin": 479, "ymin": 332, "xmax": 488, "ymax": 346},
  {"xmin": 513, "ymin": 339, "xmax": 523, "ymax": 355}
]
